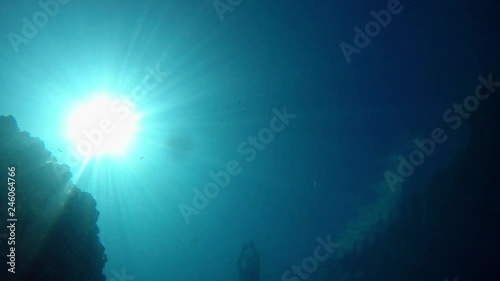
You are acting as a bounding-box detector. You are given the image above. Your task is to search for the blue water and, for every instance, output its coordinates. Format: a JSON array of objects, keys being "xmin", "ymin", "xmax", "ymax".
[{"xmin": 0, "ymin": 0, "xmax": 497, "ymax": 280}]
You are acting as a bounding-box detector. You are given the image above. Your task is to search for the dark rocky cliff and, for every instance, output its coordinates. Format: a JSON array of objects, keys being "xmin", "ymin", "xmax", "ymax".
[{"xmin": 0, "ymin": 115, "xmax": 107, "ymax": 281}]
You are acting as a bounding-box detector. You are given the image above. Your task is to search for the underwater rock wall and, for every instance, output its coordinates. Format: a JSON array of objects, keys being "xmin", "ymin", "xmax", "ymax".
[
  {"xmin": 0, "ymin": 115, "xmax": 107, "ymax": 281},
  {"xmin": 320, "ymin": 89, "xmax": 500, "ymax": 281}
]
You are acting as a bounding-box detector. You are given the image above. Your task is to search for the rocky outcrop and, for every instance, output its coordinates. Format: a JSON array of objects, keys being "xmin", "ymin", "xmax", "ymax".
[{"xmin": 0, "ymin": 115, "xmax": 107, "ymax": 281}]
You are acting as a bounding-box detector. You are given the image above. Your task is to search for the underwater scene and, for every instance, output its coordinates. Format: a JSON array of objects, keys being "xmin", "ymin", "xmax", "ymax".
[{"xmin": 0, "ymin": 0, "xmax": 499, "ymax": 281}]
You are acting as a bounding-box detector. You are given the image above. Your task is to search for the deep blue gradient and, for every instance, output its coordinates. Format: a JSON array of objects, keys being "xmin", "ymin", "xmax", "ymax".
[{"xmin": 0, "ymin": 0, "xmax": 498, "ymax": 280}]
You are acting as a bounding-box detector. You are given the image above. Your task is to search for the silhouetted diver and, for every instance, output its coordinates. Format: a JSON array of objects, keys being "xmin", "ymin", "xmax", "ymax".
[{"xmin": 238, "ymin": 241, "xmax": 260, "ymax": 281}]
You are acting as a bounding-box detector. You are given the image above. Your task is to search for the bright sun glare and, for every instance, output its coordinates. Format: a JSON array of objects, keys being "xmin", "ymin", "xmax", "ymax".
[{"xmin": 65, "ymin": 92, "xmax": 140, "ymax": 158}]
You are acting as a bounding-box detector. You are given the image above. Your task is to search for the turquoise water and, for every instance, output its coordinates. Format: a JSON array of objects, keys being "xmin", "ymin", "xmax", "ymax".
[{"xmin": 0, "ymin": 0, "xmax": 498, "ymax": 281}]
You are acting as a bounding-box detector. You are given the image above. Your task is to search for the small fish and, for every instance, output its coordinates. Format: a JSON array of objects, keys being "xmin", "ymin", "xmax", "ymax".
[
  {"xmin": 57, "ymin": 149, "xmax": 62, "ymax": 152},
  {"xmin": 140, "ymin": 156, "xmax": 144, "ymax": 159},
  {"xmin": 314, "ymin": 181, "xmax": 317, "ymax": 186},
  {"xmin": 242, "ymin": 109, "xmax": 247, "ymax": 114},
  {"xmin": 220, "ymin": 119, "xmax": 223, "ymax": 122}
]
